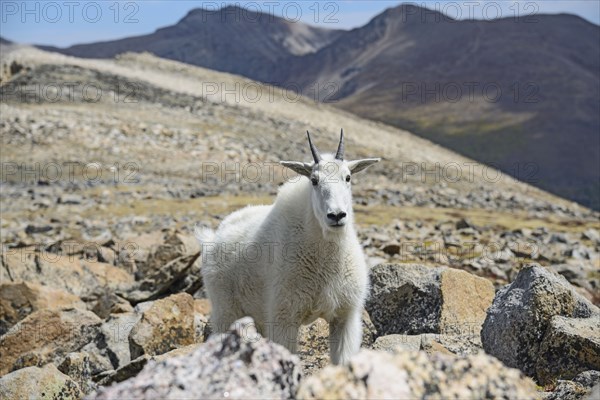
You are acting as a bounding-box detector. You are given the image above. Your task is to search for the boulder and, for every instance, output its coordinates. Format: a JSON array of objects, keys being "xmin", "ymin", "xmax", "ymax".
[
  {"xmin": 58, "ymin": 352, "xmax": 97, "ymax": 394},
  {"xmin": 366, "ymin": 264, "xmax": 494, "ymax": 336},
  {"xmin": 129, "ymin": 293, "xmax": 198, "ymax": 359},
  {"xmin": 420, "ymin": 332, "xmax": 483, "ymax": 356},
  {"xmin": 0, "ymin": 363, "xmax": 81, "ymax": 400},
  {"xmin": 82, "ymin": 311, "xmax": 142, "ymax": 371},
  {"xmin": 95, "ymin": 345, "xmax": 205, "ymax": 386},
  {"xmin": 481, "ymin": 264, "xmax": 599, "ymax": 383},
  {"xmin": 90, "ymin": 317, "xmax": 301, "ymax": 400},
  {"xmin": 372, "ymin": 334, "xmax": 421, "ymax": 352},
  {"xmin": 0, "ymin": 281, "xmax": 85, "ymax": 334},
  {"xmin": 0, "ymin": 307, "xmax": 102, "ymax": 375},
  {"xmin": 536, "ymin": 315, "xmax": 600, "ymax": 384},
  {"xmin": 119, "ymin": 253, "xmax": 200, "ymax": 304},
  {"xmin": 0, "ymin": 248, "xmax": 132, "ymax": 298},
  {"xmin": 361, "ymin": 309, "xmax": 377, "ymax": 347},
  {"xmin": 90, "ymin": 291, "xmax": 134, "ymax": 319},
  {"xmin": 121, "ymin": 230, "xmax": 200, "ymax": 279},
  {"xmin": 296, "ymin": 350, "xmax": 537, "ymax": 399},
  {"xmin": 545, "ymin": 370, "xmax": 600, "ymax": 400},
  {"xmin": 371, "ymin": 333, "xmax": 480, "ymax": 356}
]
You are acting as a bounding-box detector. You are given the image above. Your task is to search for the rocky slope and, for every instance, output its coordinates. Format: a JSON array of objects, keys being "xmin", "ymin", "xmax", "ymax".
[
  {"xmin": 36, "ymin": 4, "xmax": 600, "ymax": 210},
  {"xmin": 277, "ymin": 4, "xmax": 600, "ymax": 210},
  {"xmin": 0, "ymin": 46, "xmax": 599, "ymax": 398}
]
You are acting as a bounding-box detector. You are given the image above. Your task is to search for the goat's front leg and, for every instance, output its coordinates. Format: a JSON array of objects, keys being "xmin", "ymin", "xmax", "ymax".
[
  {"xmin": 329, "ymin": 309, "xmax": 362, "ymax": 365},
  {"xmin": 268, "ymin": 314, "xmax": 300, "ymax": 354}
]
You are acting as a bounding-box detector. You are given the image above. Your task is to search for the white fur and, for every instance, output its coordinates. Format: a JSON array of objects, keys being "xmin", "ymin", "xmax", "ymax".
[{"xmin": 198, "ymin": 152, "xmax": 379, "ymax": 364}]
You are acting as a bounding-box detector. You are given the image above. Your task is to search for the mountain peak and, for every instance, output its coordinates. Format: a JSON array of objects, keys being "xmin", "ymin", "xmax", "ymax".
[
  {"xmin": 380, "ymin": 3, "xmax": 453, "ymax": 23},
  {"xmin": 180, "ymin": 4, "xmax": 274, "ymax": 24}
]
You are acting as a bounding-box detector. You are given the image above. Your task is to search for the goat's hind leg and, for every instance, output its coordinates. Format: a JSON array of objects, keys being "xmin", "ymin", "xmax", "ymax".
[{"xmin": 206, "ymin": 280, "xmax": 244, "ymax": 335}]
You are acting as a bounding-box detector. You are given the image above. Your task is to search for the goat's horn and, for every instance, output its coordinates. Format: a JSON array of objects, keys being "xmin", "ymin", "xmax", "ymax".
[
  {"xmin": 335, "ymin": 129, "xmax": 345, "ymax": 160},
  {"xmin": 306, "ymin": 130, "xmax": 321, "ymax": 164}
]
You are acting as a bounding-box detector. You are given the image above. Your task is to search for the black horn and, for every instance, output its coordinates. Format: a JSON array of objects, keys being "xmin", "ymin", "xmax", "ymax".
[
  {"xmin": 335, "ymin": 129, "xmax": 345, "ymax": 160},
  {"xmin": 306, "ymin": 130, "xmax": 321, "ymax": 164}
]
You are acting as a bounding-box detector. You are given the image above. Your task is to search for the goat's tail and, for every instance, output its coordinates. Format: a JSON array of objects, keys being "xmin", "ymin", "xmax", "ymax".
[{"xmin": 194, "ymin": 225, "xmax": 216, "ymax": 246}]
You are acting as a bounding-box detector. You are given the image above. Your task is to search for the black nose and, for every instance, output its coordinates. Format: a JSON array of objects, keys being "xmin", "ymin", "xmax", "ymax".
[{"xmin": 327, "ymin": 212, "xmax": 347, "ymax": 222}]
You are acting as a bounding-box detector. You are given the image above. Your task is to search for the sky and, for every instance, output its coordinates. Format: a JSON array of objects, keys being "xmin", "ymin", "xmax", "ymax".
[{"xmin": 1, "ymin": 1, "xmax": 599, "ymax": 47}]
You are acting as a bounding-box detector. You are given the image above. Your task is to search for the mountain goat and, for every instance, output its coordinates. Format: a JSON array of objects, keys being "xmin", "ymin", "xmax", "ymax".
[{"xmin": 197, "ymin": 131, "xmax": 380, "ymax": 364}]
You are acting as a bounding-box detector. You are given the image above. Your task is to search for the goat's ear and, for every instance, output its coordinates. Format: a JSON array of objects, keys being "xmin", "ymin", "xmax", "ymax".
[
  {"xmin": 347, "ymin": 158, "xmax": 381, "ymax": 174},
  {"xmin": 280, "ymin": 161, "xmax": 313, "ymax": 177}
]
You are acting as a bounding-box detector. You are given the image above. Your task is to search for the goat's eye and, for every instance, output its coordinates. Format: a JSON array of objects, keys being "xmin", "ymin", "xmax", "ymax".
[
  {"xmin": 346, "ymin": 175, "xmax": 351, "ymax": 182},
  {"xmin": 311, "ymin": 177, "xmax": 318, "ymax": 186}
]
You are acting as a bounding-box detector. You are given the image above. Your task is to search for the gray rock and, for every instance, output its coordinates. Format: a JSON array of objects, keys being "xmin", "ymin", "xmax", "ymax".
[
  {"xmin": 58, "ymin": 352, "xmax": 97, "ymax": 394},
  {"xmin": 128, "ymin": 293, "xmax": 197, "ymax": 359},
  {"xmin": 421, "ymin": 333, "xmax": 483, "ymax": 356},
  {"xmin": 582, "ymin": 229, "xmax": 600, "ymax": 243},
  {"xmin": 95, "ymin": 354, "xmax": 150, "ymax": 386},
  {"xmin": 119, "ymin": 253, "xmax": 200, "ymax": 304},
  {"xmin": 545, "ymin": 371, "xmax": 600, "ymax": 400},
  {"xmin": 574, "ymin": 370, "xmax": 600, "ymax": 388},
  {"xmin": 82, "ymin": 312, "xmax": 141, "ymax": 371},
  {"xmin": 89, "ymin": 317, "xmax": 301, "ymax": 400},
  {"xmin": 0, "ymin": 363, "xmax": 82, "ymax": 400},
  {"xmin": 372, "ymin": 334, "xmax": 421, "ymax": 352},
  {"xmin": 366, "ymin": 264, "xmax": 494, "ymax": 337},
  {"xmin": 481, "ymin": 264, "xmax": 599, "ymax": 383},
  {"xmin": 536, "ymin": 316, "xmax": 600, "ymax": 385},
  {"xmin": 297, "ymin": 349, "xmax": 537, "ymax": 399},
  {"xmin": 0, "ymin": 281, "xmax": 86, "ymax": 335},
  {"xmin": 546, "ymin": 380, "xmax": 590, "ymax": 400},
  {"xmin": 1, "ymin": 247, "xmax": 133, "ymax": 298},
  {"xmin": 0, "ymin": 307, "xmax": 102, "ymax": 375},
  {"xmin": 371, "ymin": 333, "xmax": 482, "ymax": 356}
]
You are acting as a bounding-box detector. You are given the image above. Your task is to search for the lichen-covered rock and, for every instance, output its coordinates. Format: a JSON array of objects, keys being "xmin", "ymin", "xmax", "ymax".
[
  {"xmin": 536, "ymin": 316, "xmax": 600, "ymax": 384},
  {"xmin": 90, "ymin": 291, "xmax": 134, "ymax": 319},
  {"xmin": 120, "ymin": 230, "xmax": 200, "ymax": 280},
  {"xmin": 128, "ymin": 293, "xmax": 198, "ymax": 359},
  {"xmin": 296, "ymin": 349, "xmax": 537, "ymax": 399},
  {"xmin": 372, "ymin": 334, "xmax": 422, "ymax": 352},
  {"xmin": 0, "ymin": 363, "xmax": 81, "ymax": 399},
  {"xmin": 89, "ymin": 317, "xmax": 302, "ymax": 400},
  {"xmin": 120, "ymin": 253, "xmax": 200, "ymax": 304},
  {"xmin": 545, "ymin": 370, "xmax": 600, "ymax": 400},
  {"xmin": 366, "ymin": 264, "xmax": 494, "ymax": 336},
  {"xmin": 546, "ymin": 380, "xmax": 590, "ymax": 400},
  {"xmin": 481, "ymin": 265, "xmax": 599, "ymax": 383},
  {"xmin": 421, "ymin": 332, "xmax": 483, "ymax": 356},
  {"xmin": 58, "ymin": 352, "xmax": 97, "ymax": 394},
  {"xmin": 95, "ymin": 344, "xmax": 205, "ymax": 386},
  {"xmin": 371, "ymin": 333, "xmax": 480, "ymax": 356},
  {"xmin": 361, "ymin": 309, "xmax": 377, "ymax": 347},
  {"xmin": 298, "ymin": 318, "xmax": 330, "ymax": 375},
  {"xmin": 0, "ymin": 281, "xmax": 85, "ymax": 334},
  {"xmin": 1, "ymin": 248, "xmax": 133, "ymax": 298},
  {"xmin": 82, "ymin": 312, "xmax": 141, "ymax": 371},
  {"xmin": 0, "ymin": 307, "xmax": 102, "ymax": 375}
]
